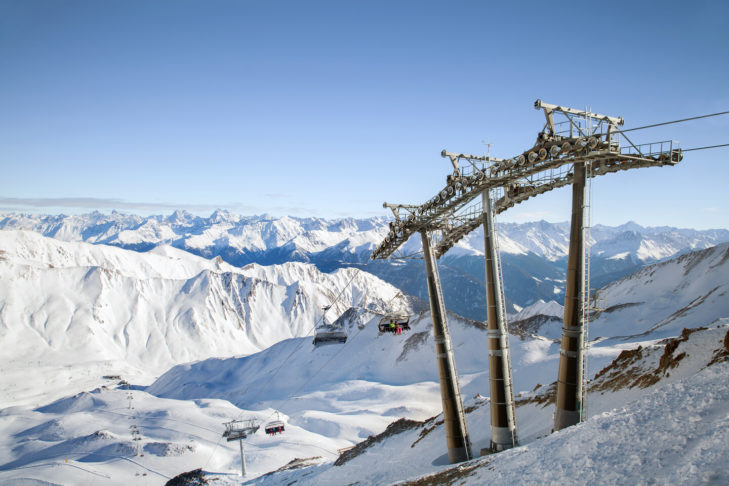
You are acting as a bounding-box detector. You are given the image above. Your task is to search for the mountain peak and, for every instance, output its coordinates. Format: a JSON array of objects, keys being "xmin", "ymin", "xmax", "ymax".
[
  {"xmin": 168, "ymin": 209, "xmax": 193, "ymax": 223},
  {"xmin": 617, "ymin": 221, "xmax": 645, "ymax": 232},
  {"xmin": 209, "ymin": 209, "xmax": 236, "ymax": 223}
]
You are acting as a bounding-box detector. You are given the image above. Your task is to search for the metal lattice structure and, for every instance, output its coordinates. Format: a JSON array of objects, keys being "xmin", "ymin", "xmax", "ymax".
[
  {"xmin": 371, "ymin": 99, "xmax": 682, "ymax": 458},
  {"xmin": 373, "ymin": 100, "xmax": 681, "ymax": 261}
]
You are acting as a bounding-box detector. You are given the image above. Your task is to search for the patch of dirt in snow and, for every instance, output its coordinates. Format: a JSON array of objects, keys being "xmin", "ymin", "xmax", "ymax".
[
  {"xmin": 710, "ymin": 244, "xmax": 729, "ymax": 269},
  {"xmin": 399, "ymin": 459, "xmax": 484, "ymax": 486},
  {"xmin": 408, "ymin": 415, "xmax": 443, "ymax": 449},
  {"xmin": 165, "ymin": 468, "xmax": 208, "ymax": 486},
  {"xmin": 259, "ymin": 456, "xmax": 324, "ymax": 477},
  {"xmin": 409, "ymin": 400, "xmax": 488, "ymax": 448},
  {"xmin": 334, "ymin": 418, "xmax": 423, "ymax": 466},
  {"xmin": 513, "ymin": 326, "xmax": 728, "ymax": 407},
  {"xmin": 508, "ymin": 314, "xmax": 561, "ymax": 340},
  {"xmin": 707, "ymin": 328, "xmax": 729, "ymax": 366},
  {"xmin": 590, "ymin": 326, "xmax": 709, "ymax": 392},
  {"xmin": 680, "ymin": 246, "xmax": 714, "ymax": 276},
  {"xmin": 515, "ymin": 382, "xmax": 556, "ymax": 408},
  {"xmin": 593, "ymin": 301, "xmax": 642, "ymax": 317}
]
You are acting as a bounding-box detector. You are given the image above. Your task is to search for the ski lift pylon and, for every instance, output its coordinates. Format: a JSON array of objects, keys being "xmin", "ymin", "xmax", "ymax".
[
  {"xmin": 377, "ymin": 314, "xmax": 411, "ymax": 334},
  {"xmin": 222, "ymin": 419, "xmax": 259, "ymax": 442}
]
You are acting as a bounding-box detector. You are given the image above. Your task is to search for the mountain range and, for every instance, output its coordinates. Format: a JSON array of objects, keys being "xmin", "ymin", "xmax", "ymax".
[
  {"xmin": 1, "ymin": 220, "xmax": 727, "ymax": 484},
  {"xmin": 3, "ymin": 210, "xmax": 729, "ymax": 320}
]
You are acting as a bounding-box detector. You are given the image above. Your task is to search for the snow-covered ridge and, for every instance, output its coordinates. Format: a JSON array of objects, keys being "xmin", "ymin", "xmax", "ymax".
[
  {"xmin": 1, "ymin": 230, "xmax": 728, "ymax": 484},
  {"xmin": 0, "ymin": 231, "xmax": 410, "ymax": 408},
  {"xmin": 509, "ymin": 299, "xmax": 563, "ymax": 322},
  {"xmin": 0, "ymin": 230, "xmax": 235, "ymax": 279},
  {"xmin": 0, "ymin": 210, "xmax": 389, "ymax": 257},
  {"xmin": 2, "ymin": 211, "xmax": 727, "ymax": 263},
  {"xmin": 591, "ymin": 242, "xmax": 729, "ymax": 341}
]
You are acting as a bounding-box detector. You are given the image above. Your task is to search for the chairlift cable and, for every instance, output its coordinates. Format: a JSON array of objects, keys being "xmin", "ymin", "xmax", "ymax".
[
  {"xmin": 618, "ymin": 110, "xmax": 729, "ymax": 133},
  {"xmin": 207, "ymin": 251, "xmax": 422, "ymax": 469},
  {"xmin": 202, "ymin": 267, "xmax": 366, "ymax": 471},
  {"xmin": 258, "ymin": 270, "xmax": 414, "ymax": 425},
  {"xmin": 202, "ymin": 434, "xmax": 226, "ymax": 471},
  {"xmin": 264, "ymin": 267, "xmax": 424, "ymax": 419},
  {"xmin": 240, "ymin": 267, "xmax": 365, "ymax": 416},
  {"xmin": 681, "ymin": 143, "xmax": 729, "ymax": 152}
]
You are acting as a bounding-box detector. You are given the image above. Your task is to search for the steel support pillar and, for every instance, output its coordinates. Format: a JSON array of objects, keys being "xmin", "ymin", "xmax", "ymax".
[
  {"xmin": 554, "ymin": 162, "xmax": 586, "ymax": 431},
  {"xmin": 421, "ymin": 230, "xmax": 472, "ymax": 464},
  {"xmin": 239, "ymin": 439, "xmax": 247, "ymax": 477},
  {"xmin": 481, "ymin": 190, "xmax": 518, "ymax": 452}
]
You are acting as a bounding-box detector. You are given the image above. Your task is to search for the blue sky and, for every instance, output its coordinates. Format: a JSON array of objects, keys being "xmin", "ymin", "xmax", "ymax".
[{"xmin": 1, "ymin": 0, "xmax": 728, "ymax": 229}]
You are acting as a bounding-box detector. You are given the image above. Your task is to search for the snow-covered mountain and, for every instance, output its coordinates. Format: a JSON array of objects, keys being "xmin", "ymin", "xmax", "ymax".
[
  {"xmin": 147, "ymin": 243, "xmax": 729, "ymax": 485},
  {"xmin": 148, "ymin": 242, "xmax": 729, "ymax": 405},
  {"xmin": 0, "ymin": 230, "xmax": 412, "ymax": 408},
  {"xmin": 1, "ymin": 230, "xmax": 728, "ymax": 484},
  {"xmin": 3, "ymin": 211, "xmax": 727, "ymax": 322},
  {"xmin": 144, "ymin": 243, "xmax": 729, "ymax": 483},
  {"xmin": 3, "ymin": 211, "xmax": 727, "ymax": 264},
  {"xmin": 0, "ymin": 211, "xmax": 389, "ymax": 264}
]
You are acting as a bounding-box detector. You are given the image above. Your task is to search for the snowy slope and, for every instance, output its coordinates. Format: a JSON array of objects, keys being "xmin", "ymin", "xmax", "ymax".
[
  {"xmin": 229, "ymin": 323, "xmax": 729, "ymax": 486},
  {"xmin": 142, "ymin": 243, "xmax": 729, "ymax": 480},
  {"xmin": 0, "ymin": 231, "xmax": 410, "ymax": 408},
  {"xmin": 2, "ymin": 321, "xmax": 725, "ymax": 486},
  {"xmin": 591, "ymin": 242, "xmax": 729, "ymax": 341},
  {"xmin": 1, "ymin": 233, "xmax": 728, "ymax": 484}
]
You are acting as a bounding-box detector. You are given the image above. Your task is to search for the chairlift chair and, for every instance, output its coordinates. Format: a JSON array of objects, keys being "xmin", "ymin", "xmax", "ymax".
[
  {"xmin": 264, "ymin": 412, "xmax": 286, "ymax": 436},
  {"xmin": 313, "ymin": 325, "xmax": 347, "ymax": 347},
  {"xmin": 377, "ymin": 315, "xmax": 411, "ymax": 334}
]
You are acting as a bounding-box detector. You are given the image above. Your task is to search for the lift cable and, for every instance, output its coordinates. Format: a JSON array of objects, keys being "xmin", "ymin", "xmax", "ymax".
[
  {"xmin": 240, "ymin": 267, "xmax": 365, "ymax": 413},
  {"xmin": 619, "ymin": 110, "xmax": 729, "ymax": 133},
  {"xmin": 257, "ymin": 268, "xmax": 422, "ymax": 421},
  {"xmin": 259, "ymin": 266, "xmax": 423, "ymax": 423},
  {"xmin": 203, "ymin": 265, "xmax": 375, "ymax": 470},
  {"xmin": 203, "ymin": 263, "xmax": 423, "ymax": 472},
  {"xmin": 681, "ymin": 143, "xmax": 729, "ymax": 152},
  {"xmin": 202, "ymin": 266, "xmax": 365, "ymax": 471}
]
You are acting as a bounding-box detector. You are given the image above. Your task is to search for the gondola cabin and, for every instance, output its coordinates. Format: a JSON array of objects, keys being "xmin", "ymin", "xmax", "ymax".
[{"xmin": 377, "ymin": 315, "xmax": 411, "ymax": 334}]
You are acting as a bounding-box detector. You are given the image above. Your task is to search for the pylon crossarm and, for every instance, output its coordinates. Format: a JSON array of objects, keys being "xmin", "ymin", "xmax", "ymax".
[
  {"xmin": 374, "ymin": 152, "xmax": 634, "ymax": 259},
  {"xmin": 372, "ymin": 100, "xmax": 681, "ymax": 263},
  {"xmin": 431, "ymin": 151, "xmax": 680, "ymax": 258}
]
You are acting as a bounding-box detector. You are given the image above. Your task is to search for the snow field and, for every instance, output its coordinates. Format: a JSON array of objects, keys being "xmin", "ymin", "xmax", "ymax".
[{"xmin": 1, "ymin": 228, "xmax": 728, "ymax": 484}]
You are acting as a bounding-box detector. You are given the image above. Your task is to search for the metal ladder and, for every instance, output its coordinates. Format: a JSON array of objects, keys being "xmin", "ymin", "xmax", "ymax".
[
  {"xmin": 580, "ymin": 159, "xmax": 593, "ymax": 422},
  {"xmin": 491, "ymin": 194, "xmax": 518, "ymax": 445}
]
